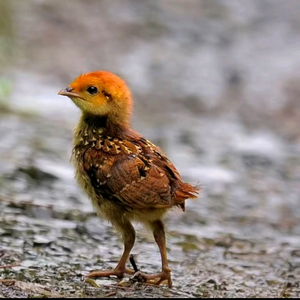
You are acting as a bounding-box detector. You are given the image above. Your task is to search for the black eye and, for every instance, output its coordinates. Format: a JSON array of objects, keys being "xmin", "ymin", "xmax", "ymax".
[{"xmin": 87, "ymin": 86, "xmax": 98, "ymax": 95}]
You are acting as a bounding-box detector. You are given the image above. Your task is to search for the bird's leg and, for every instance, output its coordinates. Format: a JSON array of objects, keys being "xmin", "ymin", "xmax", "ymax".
[
  {"xmin": 133, "ymin": 220, "xmax": 172, "ymax": 288},
  {"xmin": 86, "ymin": 219, "xmax": 136, "ymax": 279}
]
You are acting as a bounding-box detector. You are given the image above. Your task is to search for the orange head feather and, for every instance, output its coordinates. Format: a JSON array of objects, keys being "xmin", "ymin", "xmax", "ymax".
[{"xmin": 58, "ymin": 71, "xmax": 133, "ymax": 126}]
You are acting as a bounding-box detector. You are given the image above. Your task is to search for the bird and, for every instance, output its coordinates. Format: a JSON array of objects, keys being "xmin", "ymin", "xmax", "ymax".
[{"xmin": 58, "ymin": 70, "xmax": 200, "ymax": 288}]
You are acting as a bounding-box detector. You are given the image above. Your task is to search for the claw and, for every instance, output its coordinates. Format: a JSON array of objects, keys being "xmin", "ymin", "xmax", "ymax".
[{"xmin": 130, "ymin": 268, "xmax": 172, "ymax": 288}]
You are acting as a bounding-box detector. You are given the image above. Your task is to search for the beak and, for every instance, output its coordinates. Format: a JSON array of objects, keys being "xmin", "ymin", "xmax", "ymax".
[{"xmin": 58, "ymin": 88, "xmax": 81, "ymax": 98}]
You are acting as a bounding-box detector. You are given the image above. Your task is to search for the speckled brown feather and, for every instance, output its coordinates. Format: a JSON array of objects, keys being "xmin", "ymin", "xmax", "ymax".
[{"xmin": 72, "ymin": 115, "xmax": 199, "ymax": 215}]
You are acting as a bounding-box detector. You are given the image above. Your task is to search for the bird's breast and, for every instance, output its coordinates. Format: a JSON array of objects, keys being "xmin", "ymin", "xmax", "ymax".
[{"xmin": 71, "ymin": 142, "xmax": 106, "ymax": 211}]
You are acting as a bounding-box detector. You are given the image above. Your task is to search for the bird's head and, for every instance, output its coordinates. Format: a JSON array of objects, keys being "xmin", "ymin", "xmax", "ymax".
[{"xmin": 58, "ymin": 70, "xmax": 133, "ymax": 126}]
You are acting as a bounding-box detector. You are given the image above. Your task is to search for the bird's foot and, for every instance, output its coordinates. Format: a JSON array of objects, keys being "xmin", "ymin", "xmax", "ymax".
[
  {"xmin": 86, "ymin": 267, "xmax": 135, "ymax": 280},
  {"xmin": 130, "ymin": 267, "xmax": 172, "ymax": 288}
]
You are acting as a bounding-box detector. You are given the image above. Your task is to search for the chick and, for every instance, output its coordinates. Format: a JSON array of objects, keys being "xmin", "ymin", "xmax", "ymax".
[{"xmin": 58, "ymin": 71, "xmax": 199, "ymax": 288}]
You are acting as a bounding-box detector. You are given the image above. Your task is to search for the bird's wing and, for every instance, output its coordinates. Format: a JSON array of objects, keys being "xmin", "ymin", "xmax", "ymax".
[
  {"xmin": 82, "ymin": 137, "xmax": 173, "ymax": 210},
  {"xmin": 138, "ymin": 137, "xmax": 183, "ymax": 182}
]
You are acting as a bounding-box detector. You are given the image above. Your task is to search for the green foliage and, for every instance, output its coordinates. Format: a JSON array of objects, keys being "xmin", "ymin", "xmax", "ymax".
[{"xmin": 0, "ymin": 78, "xmax": 12, "ymax": 110}]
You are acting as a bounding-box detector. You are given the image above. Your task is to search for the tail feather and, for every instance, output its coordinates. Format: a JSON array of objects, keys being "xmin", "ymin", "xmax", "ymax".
[{"xmin": 174, "ymin": 182, "xmax": 201, "ymax": 211}]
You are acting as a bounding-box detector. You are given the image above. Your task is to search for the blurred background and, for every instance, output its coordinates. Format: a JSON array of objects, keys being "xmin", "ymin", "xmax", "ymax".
[{"xmin": 0, "ymin": 0, "xmax": 300, "ymax": 297}]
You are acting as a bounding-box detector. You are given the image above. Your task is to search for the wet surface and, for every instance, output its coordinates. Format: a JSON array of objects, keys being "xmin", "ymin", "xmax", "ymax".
[{"xmin": 0, "ymin": 109, "xmax": 300, "ymax": 298}]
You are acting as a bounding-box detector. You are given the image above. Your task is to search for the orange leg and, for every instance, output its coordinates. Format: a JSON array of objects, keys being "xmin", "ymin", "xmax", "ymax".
[
  {"xmin": 133, "ymin": 220, "xmax": 172, "ymax": 288},
  {"xmin": 86, "ymin": 219, "xmax": 135, "ymax": 279}
]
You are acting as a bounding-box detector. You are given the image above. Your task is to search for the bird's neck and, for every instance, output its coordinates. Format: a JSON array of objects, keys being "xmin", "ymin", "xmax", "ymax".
[{"xmin": 75, "ymin": 113, "xmax": 130, "ymax": 140}]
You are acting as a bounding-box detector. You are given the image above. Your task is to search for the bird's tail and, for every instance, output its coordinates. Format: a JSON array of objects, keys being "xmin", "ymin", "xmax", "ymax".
[{"xmin": 174, "ymin": 182, "xmax": 200, "ymax": 211}]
